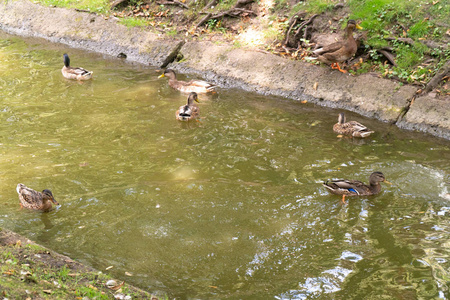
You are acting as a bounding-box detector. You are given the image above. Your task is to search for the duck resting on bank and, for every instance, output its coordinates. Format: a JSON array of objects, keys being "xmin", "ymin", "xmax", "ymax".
[
  {"xmin": 176, "ymin": 92, "xmax": 200, "ymax": 121},
  {"xmin": 61, "ymin": 53, "xmax": 93, "ymax": 81},
  {"xmin": 323, "ymin": 172, "xmax": 391, "ymax": 204},
  {"xmin": 16, "ymin": 184, "xmax": 59, "ymax": 211},
  {"xmin": 159, "ymin": 69, "xmax": 216, "ymax": 94},
  {"xmin": 311, "ymin": 19, "xmax": 362, "ymax": 73},
  {"xmin": 333, "ymin": 113, "xmax": 374, "ymax": 138}
]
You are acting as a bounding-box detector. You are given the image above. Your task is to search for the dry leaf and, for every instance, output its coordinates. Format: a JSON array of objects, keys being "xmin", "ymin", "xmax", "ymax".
[
  {"xmin": 125, "ymin": 272, "xmax": 133, "ymax": 276},
  {"xmin": 300, "ymin": 100, "xmax": 307, "ymax": 104},
  {"xmin": 106, "ymin": 266, "xmax": 114, "ymax": 270},
  {"xmin": 107, "ymin": 280, "xmax": 124, "ymax": 290},
  {"xmin": 43, "ymin": 290, "xmax": 52, "ymax": 294},
  {"xmin": 313, "ymin": 82, "xmax": 318, "ymax": 90}
]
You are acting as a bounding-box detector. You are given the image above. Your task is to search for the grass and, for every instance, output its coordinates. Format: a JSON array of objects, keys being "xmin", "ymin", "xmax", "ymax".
[
  {"xmin": 0, "ymin": 229, "xmax": 160, "ymax": 299},
  {"xmin": 119, "ymin": 17, "xmax": 149, "ymax": 28},
  {"xmin": 34, "ymin": 0, "xmax": 110, "ymax": 14}
]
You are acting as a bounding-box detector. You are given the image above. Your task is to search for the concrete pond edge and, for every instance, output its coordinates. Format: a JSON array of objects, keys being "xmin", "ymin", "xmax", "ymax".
[{"xmin": 0, "ymin": 0, "xmax": 449, "ymax": 140}]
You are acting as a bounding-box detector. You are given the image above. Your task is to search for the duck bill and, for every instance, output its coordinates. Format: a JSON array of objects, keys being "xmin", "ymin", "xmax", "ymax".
[
  {"xmin": 51, "ymin": 198, "xmax": 60, "ymax": 205},
  {"xmin": 356, "ymin": 24, "xmax": 363, "ymax": 30},
  {"xmin": 384, "ymin": 180, "xmax": 392, "ymax": 185},
  {"xmin": 158, "ymin": 74, "xmax": 165, "ymax": 78}
]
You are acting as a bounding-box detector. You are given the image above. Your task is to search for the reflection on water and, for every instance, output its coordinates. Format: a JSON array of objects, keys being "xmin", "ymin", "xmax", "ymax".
[{"xmin": 1, "ymin": 31, "xmax": 450, "ymax": 299}]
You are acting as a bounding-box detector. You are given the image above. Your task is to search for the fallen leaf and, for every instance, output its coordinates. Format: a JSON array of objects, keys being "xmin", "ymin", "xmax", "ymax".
[
  {"xmin": 43, "ymin": 290, "xmax": 52, "ymax": 294},
  {"xmin": 313, "ymin": 82, "xmax": 318, "ymax": 90},
  {"xmin": 300, "ymin": 100, "xmax": 307, "ymax": 104},
  {"xmin": 16, "ymin": 240, "xmax": 22, "ymax": 247},
  {"xmin": 106, "ymin": 266, "xmax": 114, "ymax": 270},
  {"xmin": 125, "ymin": 271, "xmax": 133, "ymax": 276},
  {"xmin": 107, "ymin": 280, "xmax": 124, "ymax": 290}
]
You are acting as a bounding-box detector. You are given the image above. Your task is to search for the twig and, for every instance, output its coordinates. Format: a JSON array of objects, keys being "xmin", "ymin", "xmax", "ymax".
[
  {"xmin": 283, "ymin": 14, "xmax": 300, "ymax": 45},
  {"xmin": 157, "ymin": 0, "xmax": 189, "ymax": 9}
]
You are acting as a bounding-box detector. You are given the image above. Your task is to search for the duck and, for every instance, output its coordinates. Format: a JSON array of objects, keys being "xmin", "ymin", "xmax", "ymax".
[
  {"xmin": 312, "ymin": 19, "xmax": 362, "ymax": 73},
  {"xmin": 158, "ymin": 69, "xmax": 216, "ymax": 94},
  {"xmin": 323, "ymin": 171, "xmax": 391, "ymax": 203},
  {"xmin": 333, "ymin": 113, "xmax": 374, "ymax": 137},
  {"xmin": 16, "ymin": 184, "xmax": 59, "ymax": 211},
  {"xmin": 61, "ymin": 53, "xmax": 93, "ymax": 80},
  {"xmin": 176, "ymin": 92, "xmax": 200, "ymax": 121}
]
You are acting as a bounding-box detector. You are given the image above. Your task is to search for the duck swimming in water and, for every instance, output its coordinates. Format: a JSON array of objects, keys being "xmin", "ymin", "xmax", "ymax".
[
  {"xmin": 176, "ymin": 92, "xmax": 200, "ymax": 121},
  {"xmin": 61, "ymin": 53, "xmax": 93, "ymax": 81},
  {"xmin": 333, "ymin": 113, "xmax": 374, "ymax": 138},
  {"xmin": 323, "ymin": 172, "xmax": 391, "ymax": 203},
  {"xmin": 16, "ymin": 184, "xmax": 59, "ymax": 211},
  {"xmin": 159, "ymin": 69, "xmax": 216, "ymax": 94}
]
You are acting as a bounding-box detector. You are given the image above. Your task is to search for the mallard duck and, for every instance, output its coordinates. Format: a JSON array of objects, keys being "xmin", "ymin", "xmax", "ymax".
[
  {"xmin": 333, "ymin": 113, "xmax": 374, "ymax": 137},
  {"xmin": 16, "ymin": 184, "xmax": 59, "ymax": 211},
  {"xmin": 176, "ymin": 92, "xmax": 200, "ymax": 121},
  {"xmin": 323, "ymin": 172, "xmax": 391, "ymax": 203},
  {"xmin": 312, "ymin": 20, "xmax": 362, "ymax": 73},
  {"xmin": 61, "ymin": 53, "xmax": 93, "ymax": 80},
  {"xmin": 159, "ymin": 69, "xmax": 216, "ymax": 94}
]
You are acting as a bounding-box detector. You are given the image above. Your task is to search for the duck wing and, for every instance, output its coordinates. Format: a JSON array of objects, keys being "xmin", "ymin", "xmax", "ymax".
[
  {"xmin": 17, "ymin": 184, "xmax": 43, "ymax": 206},
  {"xmin": 323, "ymin": 179, "xmax": 368, "ymax": 195},
  {"xmin": 313, "ymin": 40, "xmax": 346, "ymax": 55},
  {"xmin": 67, "ymin": 66, "xmax": 92, "ymax": 76}
]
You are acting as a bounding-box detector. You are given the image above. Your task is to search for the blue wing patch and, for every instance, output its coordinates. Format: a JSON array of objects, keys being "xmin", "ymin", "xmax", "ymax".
[{"xmin": 348, "ymin": 188, "xmax": 357, "ymax": 193}]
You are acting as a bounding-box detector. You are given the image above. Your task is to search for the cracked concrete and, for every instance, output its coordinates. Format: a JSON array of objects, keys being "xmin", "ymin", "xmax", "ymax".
[{"xmin": 0, "ymin": 0, "xmax": 449, "ymax": 140}]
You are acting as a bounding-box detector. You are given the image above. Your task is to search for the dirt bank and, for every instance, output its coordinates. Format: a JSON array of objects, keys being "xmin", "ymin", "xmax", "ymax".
[
  {"xmin": 0, "ymin": 228, "xmax": 160, "ymax": 299},
  {"xmin": 0, "ymin": 0, "xmax": 449, "ymax": 140}
]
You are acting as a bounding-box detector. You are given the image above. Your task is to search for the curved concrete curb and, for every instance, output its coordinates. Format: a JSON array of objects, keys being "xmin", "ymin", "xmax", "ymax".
[{"xmin": 0, "ymin": 0, "xmax": 449, "ymax": 140}]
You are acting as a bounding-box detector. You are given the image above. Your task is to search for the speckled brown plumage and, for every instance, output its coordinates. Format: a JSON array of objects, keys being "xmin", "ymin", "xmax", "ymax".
[
  {"xmin": 159, "ymin": 69, "xmax": 216, "ymax": 94},
  {"xmin": 313, "ymin": 20, "xmax": 362, "ymax": 73},
  {"xmin": 333, "ymin": 113, "xmax": 374, "ymax": 138},
  {"xmin": 16, "ymin": 184, "xmax": 59, "ymax": 211}
]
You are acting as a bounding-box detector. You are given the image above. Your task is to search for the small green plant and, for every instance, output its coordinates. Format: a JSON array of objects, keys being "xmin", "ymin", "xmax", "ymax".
[{"xmin": 408, "ymin": 20, "xmax": 431, "ymax": 38}]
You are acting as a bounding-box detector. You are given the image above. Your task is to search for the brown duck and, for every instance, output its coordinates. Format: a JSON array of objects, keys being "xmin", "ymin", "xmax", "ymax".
[
  {"xmin": 312, "ymin": 20, "xmax": 362, "ymax": 73},
  {"xmin": 333, "ymin": 113, "xmax": 374, "ymax": 138},
  {"xmin": 61, "ymin": 53, "xmax": 93, "ymax": 81},
  {"xmin": 323, "ymin": 172, "xmax": 391, "ymax": 203},
  {"xmin": 16, "ymin": 184, "xmax": 59, "ymax": 211},
  {"xmin": 159, "ymin": 69, "xmax": 216, "ymax": 94},
  {"xmin": 176, "ymin": 92, "xmax": 200, "ymax": 121}
]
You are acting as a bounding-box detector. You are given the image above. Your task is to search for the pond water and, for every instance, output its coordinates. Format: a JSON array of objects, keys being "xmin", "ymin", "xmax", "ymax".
[{"xmin": 1, "ymin": 31, "xmax": 450, "ymax": 299}]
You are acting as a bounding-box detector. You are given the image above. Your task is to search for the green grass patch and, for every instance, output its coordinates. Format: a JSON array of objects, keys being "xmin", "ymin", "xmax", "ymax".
[
  {"xmin": 34, "ymin": 0, "xmax": 110, "ymax": 14},
  {"xmin": 119, "ymin": 17, "xmax": 149, "ymax": 28}
]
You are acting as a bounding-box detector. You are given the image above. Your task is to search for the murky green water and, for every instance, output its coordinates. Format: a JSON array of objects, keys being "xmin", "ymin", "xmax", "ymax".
[{"xmin": 1, "ymin": 31, "xmax": 450, "ymax": 299}]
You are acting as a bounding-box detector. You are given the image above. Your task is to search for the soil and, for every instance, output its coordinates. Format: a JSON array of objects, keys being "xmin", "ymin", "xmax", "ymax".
[{"xmin": 0, "ymin": 228, "xmax": 159, "ymax": 299}]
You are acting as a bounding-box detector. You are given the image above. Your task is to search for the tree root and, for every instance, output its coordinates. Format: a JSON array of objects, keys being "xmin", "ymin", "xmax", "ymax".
[
  {"xmin": 196, "ymin": 0, "xmax": 255, "ymax": 28},
  {"xmin": 422, "ymin": 60, "xmax": 450, "ymax": 94}
]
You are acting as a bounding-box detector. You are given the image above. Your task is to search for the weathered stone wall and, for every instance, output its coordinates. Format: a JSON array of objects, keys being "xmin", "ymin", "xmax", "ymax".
[{"xmin": 0, "ymin": 0, "xmax": 449, "ymax": 140}]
